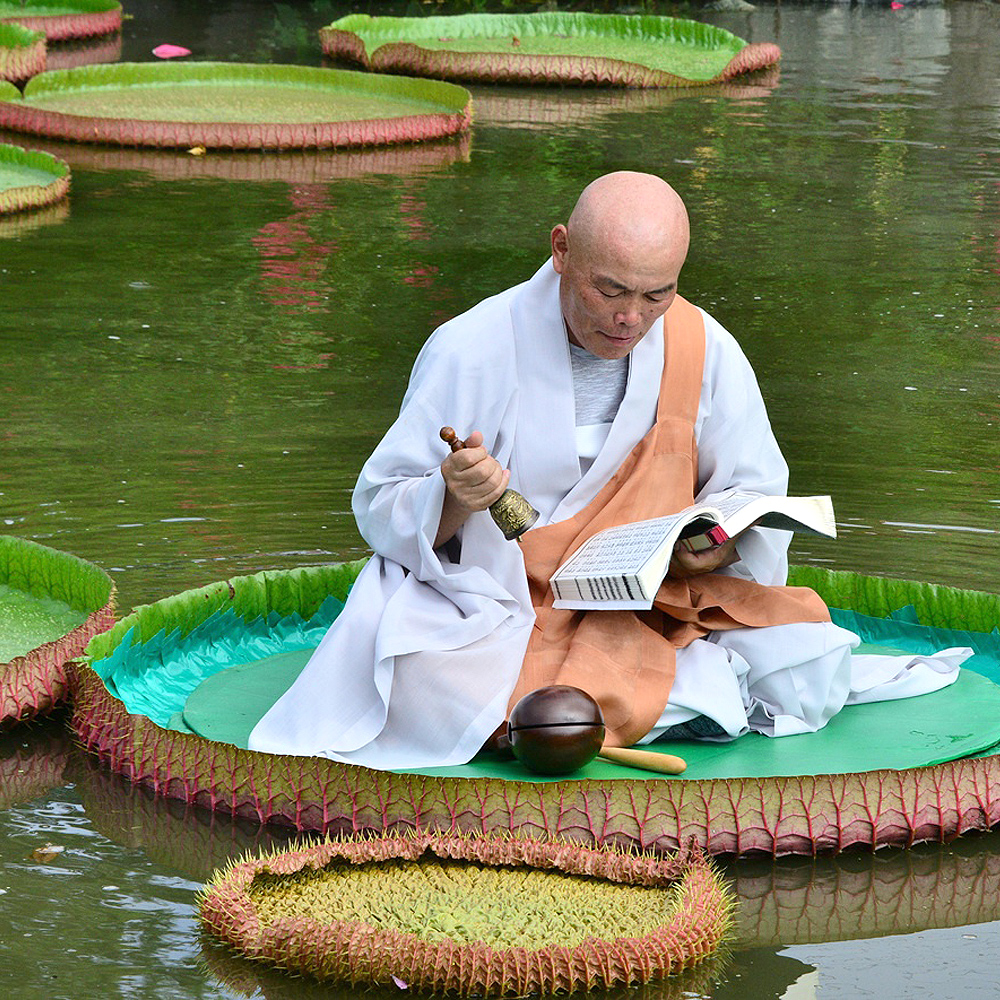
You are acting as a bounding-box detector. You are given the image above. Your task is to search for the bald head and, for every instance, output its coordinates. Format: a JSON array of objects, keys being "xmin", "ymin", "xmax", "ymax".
[
  {"xmin": 550, "ymin": 172, "xmax": 690, "ymax": 359},
  {"xmin": 566, "ymin": 172, "xmax": 689, "ymax": 268}
]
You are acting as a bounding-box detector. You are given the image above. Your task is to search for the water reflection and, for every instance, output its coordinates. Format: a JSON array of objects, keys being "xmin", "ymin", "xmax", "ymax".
[
  {"xmin": 471, "ymin": 68, "xmax": 781, "ymax": 132},
  {"xmin": 44, "ymin": 33, "xmax": 123, "ymax": 73},
  {"xmin": 3, "ymin": 1, "xmax": 1000, "ymax": 997},
  {"xmin": 0, "ymin": 132, "xmax": 471, "ymax": 185}
]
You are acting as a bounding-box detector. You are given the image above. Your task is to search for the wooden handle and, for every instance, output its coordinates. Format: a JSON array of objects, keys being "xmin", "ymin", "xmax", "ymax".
[
  {"xmin": 597, "ymin": 746, "xmax": 687, "ymax": 775},
  {"xmin": 440, "ymin": 426, "xmax": 465, "ymax": 452}
]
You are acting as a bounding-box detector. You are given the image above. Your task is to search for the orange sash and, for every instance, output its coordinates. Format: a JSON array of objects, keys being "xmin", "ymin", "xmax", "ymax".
[{"xmin": 509, "ymin": 296, "xmax": 830, "ymax": 747}]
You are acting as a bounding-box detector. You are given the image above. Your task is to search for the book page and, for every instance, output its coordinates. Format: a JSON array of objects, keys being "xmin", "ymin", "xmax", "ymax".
[
  {"xmin": 555, "ymin": 515, "xmax": 681, "ymax": 577},
  {"xmin": 704, "ymin": 489, "xmax": 767, "ymax": 523},
  {"xmin": 720, "ymin": 492, "xmax": 836, "ymax": 539}
]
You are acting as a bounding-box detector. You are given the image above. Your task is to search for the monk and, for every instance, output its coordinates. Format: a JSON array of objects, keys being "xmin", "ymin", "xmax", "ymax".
[{"xmin": 249, "ymin": 172, "xmax": 963, "ymax": 768}]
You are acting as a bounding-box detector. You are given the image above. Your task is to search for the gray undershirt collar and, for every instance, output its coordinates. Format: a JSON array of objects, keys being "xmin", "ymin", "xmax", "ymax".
[{"xmin": 569, "ymin": 342, "xmax": 629, "ymax": 426}]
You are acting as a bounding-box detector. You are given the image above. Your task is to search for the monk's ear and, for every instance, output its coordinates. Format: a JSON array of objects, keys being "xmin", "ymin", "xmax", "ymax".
[{"xmin": 550, "ymin": 224, "xmax": 569, "ymax": 272}]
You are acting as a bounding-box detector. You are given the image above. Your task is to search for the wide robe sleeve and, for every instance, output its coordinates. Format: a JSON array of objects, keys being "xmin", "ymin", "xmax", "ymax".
[
  {"xmin": 248, "ymin": 283, "xmax": 539, "ymax": 767},
  {"xmin": 692, "ymin": 311, "xmax": 792, "ymax": 587}
]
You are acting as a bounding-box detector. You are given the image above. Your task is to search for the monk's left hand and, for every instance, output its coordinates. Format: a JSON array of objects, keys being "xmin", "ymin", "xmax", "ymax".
[{"xmin": 668, "ymin": 534, "xmax": 741, "ymax": 579}]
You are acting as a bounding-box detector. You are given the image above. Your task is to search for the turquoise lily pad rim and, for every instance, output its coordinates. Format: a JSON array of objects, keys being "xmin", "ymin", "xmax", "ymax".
[
  {"xmin": 0, "ymin": 61, "xmax": 474, "ymax": 149},
  {"xmin": 0, "ymin": 1, "xmax": 122, "ymax": 42},
  {"xmin": 0, "ymin": 140, "xmax": 70, "ymax": 214},
  {"xmin": 320, "ymin": 11, "xmax": 781, "ymax": 88}
]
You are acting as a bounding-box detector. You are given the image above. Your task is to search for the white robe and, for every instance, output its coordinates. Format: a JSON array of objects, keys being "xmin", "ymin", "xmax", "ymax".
[{"xmin": 249, "ymin": 261, "xmax": 965, "ymax": 767}]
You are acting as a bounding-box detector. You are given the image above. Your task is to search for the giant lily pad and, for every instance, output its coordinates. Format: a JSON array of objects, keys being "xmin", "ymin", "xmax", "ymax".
[
  {"xmin": 1, "ymin": 536, "xmax": 114, "ymax": 726},
  {"xmin": 0, "ymin": 22, "xmax": 44, "ymax": 83},
  {"xmin": 0, "ymin": 61, "xmax": 473, "ymax": 149},
  {"xmin": 0, "ymin": 1, "xmax": 122, "ymax": 42},
  {"xmin": 320, "ymin": 12, "xmax": 781, "ymax": 88},
  {"xmin": 68, "ymin": 562, "xmax": 1000, "ymax": 857},
  {"xmin": 0, "ymin": 139, "xmax": 68, "ymax": 215},
  {"xmin": 199, "ymin": 832, "xmax": 732, "ymax": 995}
]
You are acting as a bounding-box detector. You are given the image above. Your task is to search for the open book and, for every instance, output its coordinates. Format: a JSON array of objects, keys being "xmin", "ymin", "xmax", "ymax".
[{"xmin": 549, "ymin": 490, "xmax": 836, "ymax": 611}]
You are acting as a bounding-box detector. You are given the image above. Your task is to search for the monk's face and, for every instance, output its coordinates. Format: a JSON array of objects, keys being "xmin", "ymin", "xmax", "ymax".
[{"xmin": 551, "ymin": 223, "xmax": 683, "ymax": 360}]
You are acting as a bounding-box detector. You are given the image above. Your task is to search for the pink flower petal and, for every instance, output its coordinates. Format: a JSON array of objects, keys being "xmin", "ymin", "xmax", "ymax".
[
  {"xmin": 391, "ymin": 975, "xmax": 409, "ymax": 989},
  {"xmin": 153, "ymin": 44, "xmax": 191, "ymax": 59}
]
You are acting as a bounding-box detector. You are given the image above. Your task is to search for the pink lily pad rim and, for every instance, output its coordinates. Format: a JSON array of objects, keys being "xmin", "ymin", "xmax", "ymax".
[
  {"xmin": 1, "ymin": 534, "xmax": 115, "ymax": 726},
  {"xmin": 0, "ymin": 60, "xmax": 473, "ymax": 149},
  {"xmin": 0, "ymin": 21, "xmax": 45, "ymax": 84},
  {"xmin": 0, "ymin": 139, "xmax": 70, "ymax": 214},
  {"xmin": 197, "ymin": 831, "xmax": 732, "ymax": 994},
  {"xmin": 0, "ymin": 0, "xmax": 122, "ymax": 42}
]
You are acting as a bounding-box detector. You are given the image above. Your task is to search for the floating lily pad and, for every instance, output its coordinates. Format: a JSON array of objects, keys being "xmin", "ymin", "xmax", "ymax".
[
  {"xmin": 0, "ymin": 22, "xmax": 45, "ymax": 83},
  {"xmin": 69, "ymin": 562, "xmax": 1000, "ymax": 857},
  {"xmin": 0, "ymin": 1, "xmax": 122, "ymax": 42},
  {"xmin": 1, "ymin": 535, "xmax": 115, "ymax": 726},
  {"xmin": 199, "ymin": 832, "xmax": 732, "ymax": 995},
  {"xmin": 0, "ymin": 139, "xmax": 69, "ymax": 214},
  {"xmin": 0, "ymin": 61, "xmax": 473, "ymax": 149},
  {"xmin": 320, "ymin": 11, "xmax": 781, "ymax": 88}
]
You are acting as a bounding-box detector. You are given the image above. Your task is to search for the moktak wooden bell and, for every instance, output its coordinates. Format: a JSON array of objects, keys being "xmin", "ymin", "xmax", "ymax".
[
  {"xmin": 508, "ymin": 686, "xmax": 688, "ymax": 777},
  {"xmin": 508, "ymin": 686, "xmax": 606, "ymax": 775}
]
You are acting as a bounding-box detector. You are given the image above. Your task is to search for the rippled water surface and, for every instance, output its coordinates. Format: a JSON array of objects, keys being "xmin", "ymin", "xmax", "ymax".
[{"xmin": 2, "ymin": 2, "xmax": 1000, "ymax": 998}]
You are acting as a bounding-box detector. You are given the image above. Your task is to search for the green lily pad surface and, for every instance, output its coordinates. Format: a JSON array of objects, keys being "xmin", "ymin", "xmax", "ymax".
[
  {"xmin": 0, "ymin": 1, "xmax": 122, "ymax": 41},
  {"xmin": 0, "ymin": 140, "xmax": 69, "ymax": 214},
  {"xmin": 0, "ymin": 62, "xmax": 473, "ymax": 148},
  {"xmin": 0, "ymin": 583, "xmax": 87, "ymax": 663},
  {"xmin": 1, "ymin": 535, "xmax": 115, "ymax": 725},
  {"xmin": 320, "ymin": 12, "xmax": 781, "ymax": 88}
]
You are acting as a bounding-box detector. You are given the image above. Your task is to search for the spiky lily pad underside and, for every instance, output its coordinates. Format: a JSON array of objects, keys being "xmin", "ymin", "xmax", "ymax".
[
  {"xmin": 320, "ymin": 12, "xmax": 780, "ymax": 88},
  {"xmin": 0, "ymin": 22, "xmax": 45, "ymax": 83},
  {"xmin": 73, "ymin": 735, "xmax": 1000, "ymax": 961},
  {"xmin": 0, "ymin": 1, "xmax": 122, "ymax": 42},
  {"xmin": 0, "ymin": 62, "xmax": 473, "ymax": 149},
  {"xmin": 0, "ymin": 140, "xmax": 69, "ymax": 214},
  {"xmin": 69, "ymin": 562, "xmax": 1000, "ymax": 857},
  {"xmin": 1, "ymin": 535, "xmax": 114, "ymax": 726},
  {"xmin": 199, "ymin": 831, "xmax": 732, "ymax": 994}
]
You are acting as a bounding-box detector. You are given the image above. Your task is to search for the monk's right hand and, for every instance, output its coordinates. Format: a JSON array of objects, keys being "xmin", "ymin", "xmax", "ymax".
[{"xmin": 440, "ymin": 430, "xmax": 510, "ymax": 512}]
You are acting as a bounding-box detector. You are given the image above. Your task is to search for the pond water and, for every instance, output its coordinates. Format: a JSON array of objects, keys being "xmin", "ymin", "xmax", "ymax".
[{"xmin": 1, "ymin": 1, "xmax": 999, "ymax": 997}]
